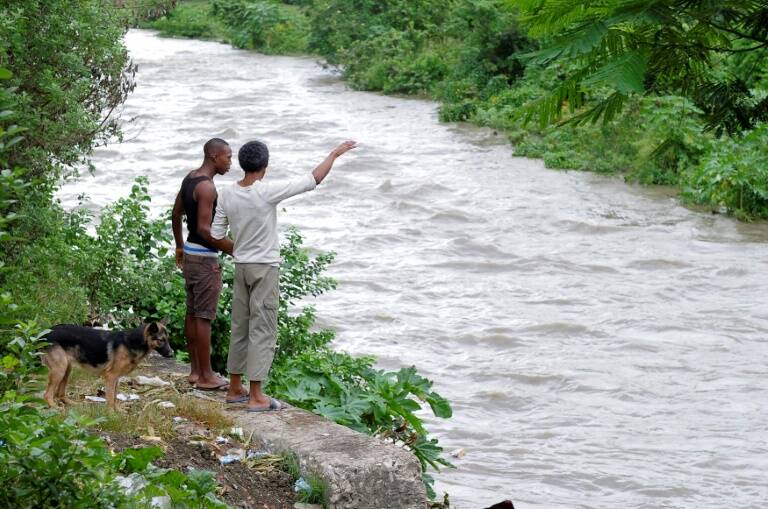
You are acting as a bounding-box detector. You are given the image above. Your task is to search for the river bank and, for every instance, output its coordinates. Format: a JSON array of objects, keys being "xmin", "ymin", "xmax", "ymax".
[{"xmin": 144, "ymin": 0, "xmax": 768, "ymax": 221}]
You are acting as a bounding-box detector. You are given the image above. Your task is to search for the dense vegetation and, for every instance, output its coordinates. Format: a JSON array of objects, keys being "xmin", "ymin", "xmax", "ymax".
[
  {"xmin": 1, "ymin": 0, "xmax": 453, "ymax": 503},
  {"xmin": 149, "ymin": 0, "xmax": 768, "ymax": 220}
]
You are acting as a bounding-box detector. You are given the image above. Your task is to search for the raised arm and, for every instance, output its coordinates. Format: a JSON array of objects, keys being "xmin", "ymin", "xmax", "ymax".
[
  {"xmin": 312, "ymin": 140, "xmax": 357, "ymax": 185},
  {"xmin": 172, "ymin": 191, "xmax": 185, "ymax": 268},
  {"xmin": 195, "ymin": 181, "xmax": 234, "ymax": 256}
]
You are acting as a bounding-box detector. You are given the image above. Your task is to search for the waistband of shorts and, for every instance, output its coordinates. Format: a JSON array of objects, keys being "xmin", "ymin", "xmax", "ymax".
[
  {"xmin": 183, "ymin": 253, "xmax": 220, "ymax": 263},
  {"xmin": 184, "ymin": 242, "xmax": 218, "ymax": 258}
]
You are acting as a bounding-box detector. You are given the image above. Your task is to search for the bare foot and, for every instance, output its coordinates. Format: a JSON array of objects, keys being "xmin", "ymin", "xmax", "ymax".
[
  {"xmin": 188, "ymin": 373, "xmax": 200, "ymax": 385},
  {"xmin": 226, "ymin": 385, "xmax": 249, "ymax": 401},
  {"xmin": 246, "ymin": 396, "xmax": 280, "ymax": 412},
  {"xmin": 195, "ymin": 376, "xmax": 229, "ymax": 391}
]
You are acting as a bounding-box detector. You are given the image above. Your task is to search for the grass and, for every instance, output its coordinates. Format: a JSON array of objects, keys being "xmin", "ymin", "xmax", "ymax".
[
  {"xmin": 281, "ymin": 451, "xmax": 329, "ymax": 506},
  {"xmin": 58, "ymin": 363, "xmax": 234, "ymax": 438}
]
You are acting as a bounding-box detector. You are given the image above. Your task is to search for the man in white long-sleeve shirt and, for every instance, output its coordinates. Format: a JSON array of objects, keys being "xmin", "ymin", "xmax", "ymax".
[{"xmin": 211, "ymin": 139, "xmax": 357, "ymax": 411}]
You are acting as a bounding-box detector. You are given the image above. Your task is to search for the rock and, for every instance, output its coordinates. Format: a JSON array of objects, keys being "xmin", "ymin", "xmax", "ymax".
[
  {"xmin": 157, "ymin": 401, "xmax": 176, "ymax": 409},
  {"xmin": 449, "ymin": 447, "xmax": 466, "ymax": 459},
  {"xmin": 483, "ymin": 501, "xmax": 515, "ymax": 509}
]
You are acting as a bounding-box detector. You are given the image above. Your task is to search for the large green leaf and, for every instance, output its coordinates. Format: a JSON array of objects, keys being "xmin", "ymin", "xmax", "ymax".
[{"xmin": 583, "ymin": 50, "xmax": 648, "ymax": 93}]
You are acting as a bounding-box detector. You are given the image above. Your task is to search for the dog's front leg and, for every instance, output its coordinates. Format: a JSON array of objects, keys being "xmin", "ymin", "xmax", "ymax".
[{"xmin": 104, "ymin": 372, "xmax": 120, "ymax": 410}]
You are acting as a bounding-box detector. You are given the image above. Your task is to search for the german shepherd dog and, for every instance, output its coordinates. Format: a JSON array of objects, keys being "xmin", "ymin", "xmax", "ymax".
[{"xmin": 42, "ymin": 322, "xmax": 173, "ymax": 409}]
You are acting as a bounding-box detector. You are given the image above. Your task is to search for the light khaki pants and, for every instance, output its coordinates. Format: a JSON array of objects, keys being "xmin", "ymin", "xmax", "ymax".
[{"xmin": 227, "ymin": 263, "xmax": 279, "ymax": 381}]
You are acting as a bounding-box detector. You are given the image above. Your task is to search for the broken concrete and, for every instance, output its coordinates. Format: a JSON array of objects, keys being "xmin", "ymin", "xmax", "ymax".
[
  {"xmin": 146, "ymin": 355, "xmax": 428, "ymax": 509},
  {"xmin": 229, "ymin": 405, "xmax": 428, "ymax": 509}
]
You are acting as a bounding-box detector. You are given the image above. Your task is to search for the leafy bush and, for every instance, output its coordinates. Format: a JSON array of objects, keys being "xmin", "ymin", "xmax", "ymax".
[
  {"xmin": 140, "ymin": 2, "xmax": 229, "ymax": 40},
  {"xmin": 0, "ymin": 1, "xmax": 134, "ymax": 180},
  {"xmin": 122, "ymin": 0, "xmax": 180, "ymax": 24},
  {"xmin": 211, "ymin": 0, "xmax": 309, "ymax": 54},
  {"xmin": 0, "ymin": 318, "xmax": 48, "ymax": 397},
  {"xmin": 269, "ymin": 351, "xmax": 454, "ymax": 488},
  {"xmin": 0, "ymin": 398, "xmax": 228, "ymax": 509},
  {"xmin": 0, "ymin": 400, "xmax": 127, "ymax": 509},
  {"xmin": 683, "ymin": 123, "xmax": 768, "ymax": 220}
]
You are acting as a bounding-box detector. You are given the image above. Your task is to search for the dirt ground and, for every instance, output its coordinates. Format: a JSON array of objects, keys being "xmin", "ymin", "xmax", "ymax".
[
  {"xmin": 103, "ymin": 431, "xmax": 296, "ymax": 509},
  {"xmin": 64, "ymin": 354, "xmax": 298, "ymax": 509}
]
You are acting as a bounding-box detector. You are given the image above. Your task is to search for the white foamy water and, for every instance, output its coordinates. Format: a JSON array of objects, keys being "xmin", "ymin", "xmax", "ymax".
[{"xmin": 59, "ymin": 30, "xmax": 768, "ymax": 508}]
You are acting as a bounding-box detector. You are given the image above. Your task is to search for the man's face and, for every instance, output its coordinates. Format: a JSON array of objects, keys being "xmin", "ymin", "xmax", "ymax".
[{"xmin": 212, "ymin": 147, "xmax": 232, "ymax": 174}]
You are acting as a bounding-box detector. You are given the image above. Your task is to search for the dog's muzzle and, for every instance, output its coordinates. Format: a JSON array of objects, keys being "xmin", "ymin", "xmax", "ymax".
[{"xmin": 157, "ymin": 343, "xmax": 174, "ymax": 358}]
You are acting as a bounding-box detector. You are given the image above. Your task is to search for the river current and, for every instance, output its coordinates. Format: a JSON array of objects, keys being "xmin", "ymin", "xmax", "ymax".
[{"xmin": 59, "ymin": 30, "xmax": 768, "ymax": 508}]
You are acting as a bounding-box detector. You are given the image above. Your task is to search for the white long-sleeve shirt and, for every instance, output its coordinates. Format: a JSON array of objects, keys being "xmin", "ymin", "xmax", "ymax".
[{"xmin": 211, "ymin": 174, "xmax": 316, "ymax": 265}]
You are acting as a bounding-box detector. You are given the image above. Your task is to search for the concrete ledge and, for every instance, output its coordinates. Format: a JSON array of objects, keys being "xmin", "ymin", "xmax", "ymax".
[
  {"xmin": 230, "ymin": 406, "xmax": 428, "ymax": 509},
  {"xmin": 146, "ymin": 356, "xmax": 427, "ymax": 508}
]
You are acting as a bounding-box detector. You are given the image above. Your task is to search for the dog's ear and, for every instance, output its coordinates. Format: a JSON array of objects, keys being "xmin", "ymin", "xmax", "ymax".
[
  {"xmin": 147, "ymin": 322, "xmax": 160, "ymax": 334},
  {"xmin": 159, "ymin": 317, "xmax": 169, "ymax": 326}
]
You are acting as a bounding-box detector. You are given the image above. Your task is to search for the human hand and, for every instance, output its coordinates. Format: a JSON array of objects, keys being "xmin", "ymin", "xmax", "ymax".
[
  {"xmin": 331, "ymin": 140, "xmax": 357, "ymax": 158},
  {"xmin": 175, "ymin": 248, "xmax": 184, "ymax": 270}
]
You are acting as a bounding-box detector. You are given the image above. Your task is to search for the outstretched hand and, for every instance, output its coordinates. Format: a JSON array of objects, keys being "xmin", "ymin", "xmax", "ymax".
[{"xmin": 331, "ymin": 140, "xmax": 357, "ymax": 157}]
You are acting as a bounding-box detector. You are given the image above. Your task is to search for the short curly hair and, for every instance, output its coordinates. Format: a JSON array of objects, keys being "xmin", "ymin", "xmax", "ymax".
[{"xmin": 238, "ymin": 140, "xmax": 269, "ymax": 172}]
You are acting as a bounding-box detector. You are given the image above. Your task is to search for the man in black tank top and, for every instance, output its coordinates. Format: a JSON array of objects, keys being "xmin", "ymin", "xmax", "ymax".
[{"xmin": 171, "ymin": 138, "xmax": 235, "ymax": 391}]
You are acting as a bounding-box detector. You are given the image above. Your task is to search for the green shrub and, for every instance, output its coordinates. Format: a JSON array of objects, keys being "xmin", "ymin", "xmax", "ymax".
[
  {"xmin": 683, "ymin": 123, "xmax": 768, "ymax": 220},
  {"xmin": 0, "ymin": 1, "xmax": 132, "ymax": 181},
  {"xmin": 269, "ymin": 350, "xmax": 453, "ymax": 499},
  {"xmin": 143, "ymin": 0, "xmax": 231, "ymax": 40},
  {"xmin": 211, "ymin": 0, "xmax": 309, "ymax": 54},
  {"xmin": 0, "ymin": 397, "xmax": 228, "ymax": 509}
]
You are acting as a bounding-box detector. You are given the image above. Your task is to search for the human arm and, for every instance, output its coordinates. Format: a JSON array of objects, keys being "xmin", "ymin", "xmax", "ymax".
[
  {"xmin": 210, "ymin": 200, "xmax": 230, "ymax": 245},
  {"xmin": 171, "ymin": 191, "xmax": 185, "ymax": 268},
  {"xmin": 312, "ymin": 140, "xmax": 357, "ymax": 185},
  {"xmin": 195, "ymin": 181, "xmax": 234, "ymax": 255}
]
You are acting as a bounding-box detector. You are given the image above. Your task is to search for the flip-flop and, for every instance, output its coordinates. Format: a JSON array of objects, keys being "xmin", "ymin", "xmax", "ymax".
[
  {"xmin": 246, "ymin": 398, "xmax": 281, "ymax": 413},
  {"xmin": 225, "ymin": 393, "xmax": 249, "ymax": 404},
  {"xmin": 195, "ymin": 381, "xmax": 229, "ymax": 391}
]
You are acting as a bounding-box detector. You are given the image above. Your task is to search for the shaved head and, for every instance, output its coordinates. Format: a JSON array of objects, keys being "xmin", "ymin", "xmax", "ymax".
[{"xmin": 203, "ymin": 138, "xmax": 230, "ymax": 160}]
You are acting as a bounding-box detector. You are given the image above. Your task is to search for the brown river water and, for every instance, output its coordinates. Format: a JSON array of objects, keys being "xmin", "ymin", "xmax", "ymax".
[{"xmin": 59, "ymin": 30, "xmax": 768, "ymax": 508}]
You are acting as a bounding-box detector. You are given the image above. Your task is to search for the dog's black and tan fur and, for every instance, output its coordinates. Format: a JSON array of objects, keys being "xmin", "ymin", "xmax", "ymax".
[{"xmin": 42, "ymin": 322, "xmax": 173, "ymax": 409}]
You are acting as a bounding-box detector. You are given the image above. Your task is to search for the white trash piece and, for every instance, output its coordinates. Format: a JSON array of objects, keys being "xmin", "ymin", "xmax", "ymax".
[
  {"xmin": 157, "ymin": 401, "xmax": 176, "ymax": 409},
  {"xmin": 135, "ymin": 375, "xmax": 171, "ymax": 387},
  {"xmin": 116, "ymin": 393, "xmax": 141, "ymax": 402},
  {"xmin": 219, "ymin": 454, "xmax": 240, "ymax": 465},
  {"xmin": 150, "ymin": 495, "xmax": 171, "ymax": 509},
  {"xmin": 115, "ymin": 473, "xmax": 148, "ymax": 495},
  {"xmin": 85, "ymin": 395, "xmax": 107, "ymax": 403}
]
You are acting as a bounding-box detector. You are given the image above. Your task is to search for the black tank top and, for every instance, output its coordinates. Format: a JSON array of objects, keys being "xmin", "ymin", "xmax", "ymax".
[{"xmin": 181, "ymin": 174, "xmax": 218, "ymax": 251}]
